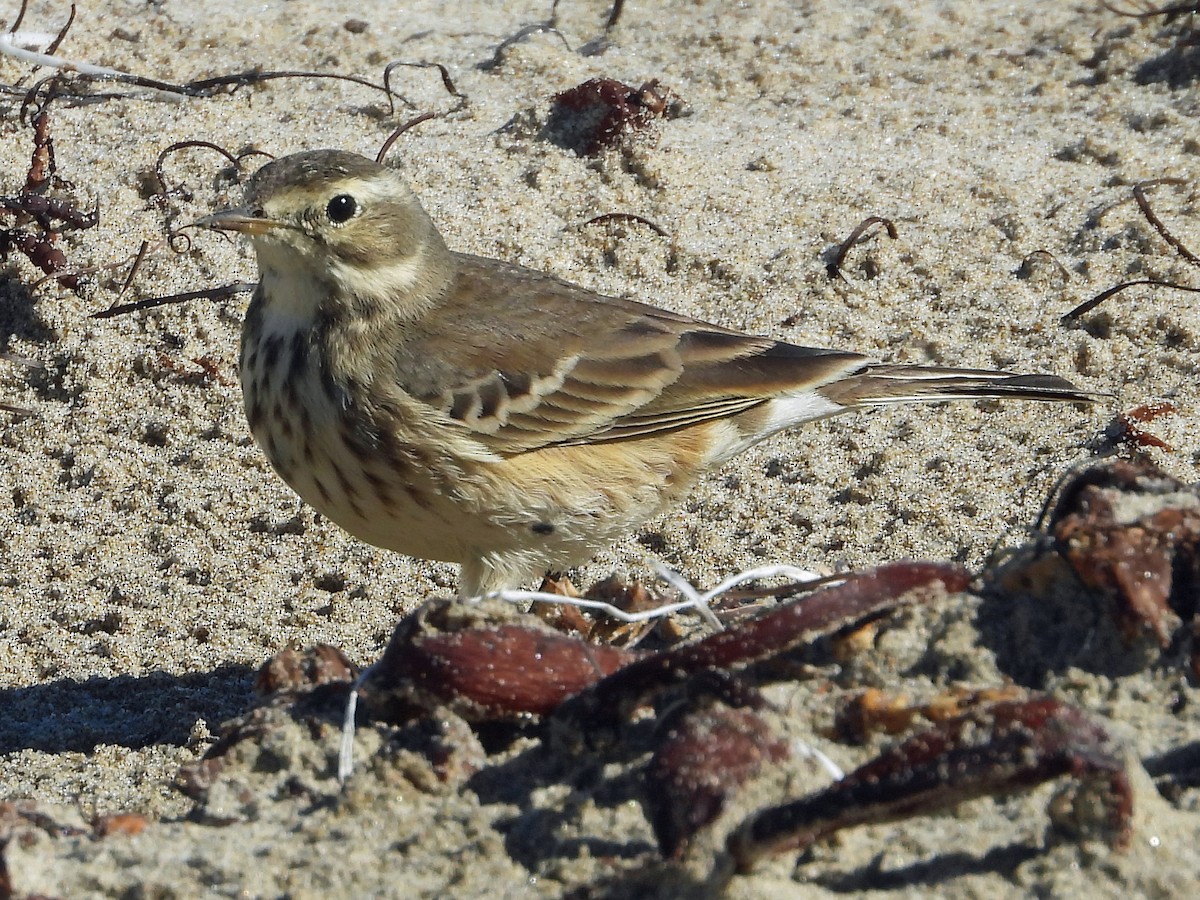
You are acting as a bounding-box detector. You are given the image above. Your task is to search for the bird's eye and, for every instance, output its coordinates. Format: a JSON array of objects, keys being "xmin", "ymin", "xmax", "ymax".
[{"xmin": 326, "ymin": 194, "xmax": 357, "ymax": 223}]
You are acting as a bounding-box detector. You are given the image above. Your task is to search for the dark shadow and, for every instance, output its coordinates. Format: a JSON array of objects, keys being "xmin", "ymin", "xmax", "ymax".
[
  {"xmin": 466, "ymin": 721, "xmax": 660, "ymax": 872},
  {"xmin": 1, "ymin": 273, "xmax": 75, "ymax": 410},
  {"xmin": 0, "ymin": 274, "xmax": 56, "ymax": 349},
  {"xmin": 974, "ymin": 550, "xmax": 1175, "ymax": 688},
  {"xmin": 812, "ymin": 842, "xmax": 1042, "ymax": 893},
  {"xmin": 492, "ymin": 772, "xmax": 658, "ymax": 870},
  {"xmin": 1144, "ymin": 740, "xmax": 1200, "ymax": 795},
  {"xmin": 0, "ymin": 665, "xmax": 255, "ymax": 753},
  {"xmin": 1135, "ymin": 42, "xmax": 1200, "ymax": 88},
  {"xmin": 560, "ymin": 861, "xmax": 722, "ymax": 900}
]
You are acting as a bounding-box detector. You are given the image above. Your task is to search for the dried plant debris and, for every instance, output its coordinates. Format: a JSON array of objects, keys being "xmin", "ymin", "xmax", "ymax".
[
  {"xmin": 147, "ymin": 141, "xmax": 273, "ymax": 207},
  {"xmin": 1100, "ymin": 400, "xmax": 1178, "ymax": 454},
  {"xmin": 825, "ymin": 215, "xmax": 899, "ymax": 280},
  {"xmin": 1065, "ymin": 178, "xmax": 1200, "ymax": 321},
  {"xmin": 1051, "ymin": 457, "xmax": 1199, "ymax": 664},
  {"xmin": 647, "ymin": 685, "xmax": 789, "ymax": 859},
  {"xmin": 375, "ymin": 112, "xmax": 441, "ymax": 164},
  {"xmin": 231, "ymin": 562, "xmax": 1129, "ymax": 867},
  {"xmin": 363, "ymin": 596, "xmax": 639, "ymax": 722},
  {"xmin": 0, "ymin": 109, "xmax": 97, "ymax": 292},
  {"xmin": 1102, "ymin": 1, "xmax": 1200, "ymax": 43},
  {"xmin": 1, "ymin": 2, "xmax": 462, "ymax": 115},
  {"xmin": 544, "ymin": 77, "xmax": 686, "ymax": 156},
  {"xmin": 729, "ymin": 696, "xmax": 1131, "ymax": 872},
  {"xmin": 484, "ymin": 1, "xmax": 629, "ymax": 68},
  {"xmin": 835, "ymin": 685, "xmax": 1028, "ymax": 743},
  {"xmin": 580, "ymin": 211, "xmax": 668, "ymax": 238},
  {"xmin": 550, "ymin": 0, "xmax": 629, "ymax": 33}
]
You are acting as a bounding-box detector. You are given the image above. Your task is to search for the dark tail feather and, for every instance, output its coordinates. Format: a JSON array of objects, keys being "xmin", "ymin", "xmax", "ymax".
[{"xmin": 818, "ymin": 365, "xmax": 1100, "ymax": 408}]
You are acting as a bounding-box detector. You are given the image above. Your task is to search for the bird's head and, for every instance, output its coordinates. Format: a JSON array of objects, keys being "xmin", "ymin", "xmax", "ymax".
[{"xmin": 200, "ymin": 149, "xmax": 452, "ymax": 320}]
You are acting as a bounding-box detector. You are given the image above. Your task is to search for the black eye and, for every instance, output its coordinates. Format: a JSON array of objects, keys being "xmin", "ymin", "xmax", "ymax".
[{"xmin": 326, "ymin": 194, "xmax": 357, "ymax": 223}]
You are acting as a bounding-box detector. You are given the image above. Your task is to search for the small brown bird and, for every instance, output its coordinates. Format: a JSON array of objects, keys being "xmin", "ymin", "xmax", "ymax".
[{"xmin": 201, "ymin": 150, "xmax": 1093, "ymax": 597}]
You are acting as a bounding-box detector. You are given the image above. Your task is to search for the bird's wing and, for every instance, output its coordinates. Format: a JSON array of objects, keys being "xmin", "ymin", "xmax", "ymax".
[{"xmin": 389, "ymin": 254, "xmax": 870, "ymax": 455}]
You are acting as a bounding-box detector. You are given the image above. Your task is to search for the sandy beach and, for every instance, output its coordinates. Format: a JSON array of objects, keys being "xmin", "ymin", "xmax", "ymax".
[{"xmin": 1, "ymin": 1, "xmax": 1197, "ymax": 896}]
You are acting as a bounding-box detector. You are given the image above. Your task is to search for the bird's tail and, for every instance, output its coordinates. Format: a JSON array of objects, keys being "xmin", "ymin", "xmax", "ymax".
[{"xmin": 818, "ymin": 365, "xmax": 1099, "ymax": 408}]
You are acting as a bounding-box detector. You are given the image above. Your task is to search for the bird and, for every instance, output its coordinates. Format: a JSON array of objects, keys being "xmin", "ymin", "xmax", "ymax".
[{"xmin": 199, "ymin": 149, "xmax": 1094, "ymax": 598}]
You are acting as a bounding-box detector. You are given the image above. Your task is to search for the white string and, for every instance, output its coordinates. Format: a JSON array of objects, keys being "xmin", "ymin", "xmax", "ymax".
[
  {"xmin": 485, "ymin": 587, "xmax": 721, "ymax": 627},
  {"xmin": 2, "ymin": 31, "xmax": 57, "ymax": 47},
  {"xmin": 0, "ymin": 32, "xmax": 134, "ymax": 77},
  {"xmin": 792, "ymin": 738, "xmax": 845, "ymax": 781},
  {"xmin": 0, "ymin": 32, "xmax": 185, "ymax": 101},
  {"xmin": 486, "ymin": 563, "xmax": 825, "ymax": 632},
  {"xmin": 650, "ymin": 562, "xmax": 724, "ymax": 631},
  {"xmin": 693, "ymin": 564, "xmax": 829, "ymax": 605},
  {"xmin": 337, "ymin": 662, "xmax": 376, "ymax": 784}
]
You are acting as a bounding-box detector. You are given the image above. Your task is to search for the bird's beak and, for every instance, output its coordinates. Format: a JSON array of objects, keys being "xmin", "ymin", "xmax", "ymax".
[{"xmin": 194, "ymin": 208, "xmax": 281, "ymax": 236}]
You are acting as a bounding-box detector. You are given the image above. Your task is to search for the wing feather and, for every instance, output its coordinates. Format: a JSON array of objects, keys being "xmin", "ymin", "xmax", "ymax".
[{"xmin": 387, "ymin": 254, "xmax": 872, "ymax": 454}]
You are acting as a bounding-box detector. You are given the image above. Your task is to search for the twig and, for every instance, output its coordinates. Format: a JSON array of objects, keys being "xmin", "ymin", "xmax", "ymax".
[
  {"xmin": 375, "ymin": 112, "xmax": 439, "ymax": 164},
  {"xmin": 1017, "ymin": 249, "xmax": 1070, "ymax": 283},
  {"xmin": 43, "ymin": 2, "xmax": 74, "ymax": 56},
  {"xmin": 549, "ymin": 0, "xmax": 629, "ymax": 31},
  {"xmin": 152, "ymin": 141, "xmax": 272, "ymax": 202},
  {"xmin": 382, "ymin": 61, "xmax": 464, "ymax": 106},
  {"xmin": 580, "ymin": 212, "xmax": 668, "ymax": 237},
  {"xmin": 119, "ymin": 240, "xmax": 150, "ymax": 295},
  {"xmin": 0, "ymin": 30, "xmax": 146, "ymax": 81},
  {"xmin": 1133, "ymin": 178, "xmax": 1199, "ymax": 267},
  {"xmin": 1062, "ymin": 279, "xmax": 1200, "ymax": 321},
  {"xmin": 8, "ymin": 0, "xmax": 29, "ymax": 34},
  {"xmin": 1063, "ymin": 178, "xmax": 1199, "ymax": 319},
  {"xmin": 481, "ymin": 24, "xmax": 571, "ymax": 70},
  {"xmin": 90, "ymin": 282, "xmax": 256, "ymax": 320},
  {"xmin": 827, "ymin": 216, "xmax": 898, "ymax": 278}
]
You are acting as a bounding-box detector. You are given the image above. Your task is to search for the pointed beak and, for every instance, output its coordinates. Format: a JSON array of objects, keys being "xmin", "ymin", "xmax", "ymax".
[{"xmin": 194, "ymin": 208, "xmax": 281, "ymax": 236}]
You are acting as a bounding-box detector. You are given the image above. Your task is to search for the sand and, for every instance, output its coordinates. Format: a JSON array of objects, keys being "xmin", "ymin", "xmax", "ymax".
[{"xmin": 0, "ymin": 0, "xmax": 1197, "ymax": 896}]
